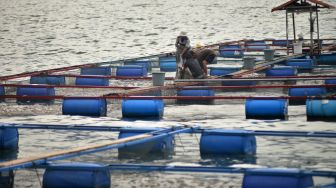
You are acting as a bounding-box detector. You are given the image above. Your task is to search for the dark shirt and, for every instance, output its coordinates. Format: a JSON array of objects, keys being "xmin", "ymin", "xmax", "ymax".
[{"xmin": 195, "ymin": 49, "xmax": 216, "ymax": 71}]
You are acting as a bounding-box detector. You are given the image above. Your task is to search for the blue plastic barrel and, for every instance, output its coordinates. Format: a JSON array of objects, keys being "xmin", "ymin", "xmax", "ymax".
[
  {"xmin": 209, "ymin": 67, "xmax": 240, "ymax": 76},
  {"xmin": 177, "ymin": 88, "xmax": 215, "ymax": 104},
  {"xmin": 246, "ymin": 99, "xmax": 288, "ymax": 120},
  {"xmin": 75, "ymin": 77, "xmax": 109, "ymax": 86},
  {"xmin": 118, "ymin": 127, "xmax": 174, "ymax": 157},
  {"xmin": 272, "ymin": 40, "xmax": 291, "ymax": 47},
  {"xmin": 80, "ymin": 67, "xmax": 111, "ymax": 75},
  {"xmin": 200, "ymin": 129, "xmax": 256, "ymax": 156},
  {"xmin": 306, "ymin": 99, "xmax": 336, "ymax": 121},
  {"xmin": 245, "ymin": 41, "xmax": 267, "ymax": 51},
  {"xmin": 265, "ymin": 66, "xmax": 297, "ymax": 77},
  {"xmin": 122, "ymin": 99, "xmax": 164, "ymax": 119},
  {"xmin": 62, "ymin": 98, "xmax": 107, "ymax": 117},
  {"xmin": 289, "ymin": 87, "xmax": 327, "ymax": 105},
  {"xmin": 159, "ymin": 56, "xmax": 176, "ymax": 72},
  {"xmin": 0, "ymin": 86, "xmax": 4, "ymax": 102},
  {"xmin": 316, "ymin": 53, "xmax": 336, "ymax": 65},
  {"xmin": 242, "ymin": 168, "xmax": 313, "ymax": 188},
  {"xmin": 325, "ymin": 79, "xmax": 336, "ymax": 92},
  {"xmin": 219, "ymin": 45, "xmax": 244, "ymax": 58},
  {"xmin": 0, "ymin": 171, "xmax": 14, "ymax": 188},
  {"xmin": 30, "ymin": 76, "xmax": 66, "ymax": 85},
  {"xmin": 286, "ymin": 59, "xmax": 314, "ymax": 70},
  {"xmin": 16, "ymin": 87, "xmax": 55, "ymax": 104},
  {"xmin": 222, "ymin": 81, "xmax": 257, "ymax": 86},
  {"xmin": 124, "ymin": 60, "xmax": 151, "ymax": 71},
  {"xmin": 42, "ymin": 162, "xmax": 110, "ymax": 188},
  {"xmin": 0, "ymin": 128, "xmax": 19, "ymax": 150},
  {"xmin": 116, "ymin": 65, "xmax": 148, "ymax": 77}
]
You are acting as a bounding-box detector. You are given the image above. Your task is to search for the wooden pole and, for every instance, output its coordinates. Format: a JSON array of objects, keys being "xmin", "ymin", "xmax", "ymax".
[
  {"xmin": 316, "ymin": 5, "xmax": 321, "ymax": 54},
  {"xmin": 286, "ymin": 10, "xmax": 290, "ymax": 55},
  {"xmin": 292, "ymin": 12, "xmax": 296, "ymax": 42},
  {"xmin": 0, "ymin": 134, "xmax": 151, "ymax": 168}
]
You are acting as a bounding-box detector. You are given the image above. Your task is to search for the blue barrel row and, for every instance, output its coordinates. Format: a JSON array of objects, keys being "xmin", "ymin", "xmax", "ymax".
[
  {"xmin": 29, "ymin": 66, "xmax": 149, "ymax": 87},
  {"xmin": 40, "ymin": 127, "xmax": 313, "ymax": 188},
  {"xmin": 1, "ymin": 85, "xmax": 336, "ymax": 121},
  {"xmin": 41, "ymin": 162, "xmax": 314, "ymax": 188}
]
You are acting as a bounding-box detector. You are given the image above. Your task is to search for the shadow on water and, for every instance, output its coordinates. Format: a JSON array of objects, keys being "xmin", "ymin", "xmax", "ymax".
[{"xmin": 199, "ymin": 154, "xmax": 257, "ymax": 167}]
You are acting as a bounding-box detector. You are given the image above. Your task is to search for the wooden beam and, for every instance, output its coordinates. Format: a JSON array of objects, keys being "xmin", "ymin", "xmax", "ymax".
[{"xmin": 0, "ymin": 134, "xmax": 151, "ymax": 168}]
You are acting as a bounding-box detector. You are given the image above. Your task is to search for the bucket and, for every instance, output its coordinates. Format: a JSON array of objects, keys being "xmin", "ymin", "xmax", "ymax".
[
  {"xmin": 200, "ymin": 129, "xmax": 256, "ymax": 156},
  {"xmin": 264, "ymin": 49, "xmax": 275, "ymax": 61},
  {"xmin": 293, "ymin": 42, "xmax": 303, "ymax": 54},
  {"xmin": 242, "ymin": 168, "xmax": 313, "ymax": 188},
  {"xmin": 242, "ymin": 57, "xmax": 256, "ymax": 69},
  {"xmin": 306, "ymin": 99, "xmax": 336, "ymax": 121},
  {"xmin": 42, "ymin": 163, "xmax": 110, "ymax": 188},
  {"xmin": 152, "ymin": 72, "xmax": 165, "ymax": 86},
  {"xmin": 245, "ymin": 99, "xmax": 288, "ymax": 120}
]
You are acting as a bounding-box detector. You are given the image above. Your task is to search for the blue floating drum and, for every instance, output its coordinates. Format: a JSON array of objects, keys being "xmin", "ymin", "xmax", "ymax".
[
  {"xmin": 118, "ymin": 127, "xmax": 174, "ymax": 158},
  {"xmin": 286, "ymin": 58, "xmax": 314, "ymax": 72},
  {"xmin": 122, "ymin": 99, "xmax": 164, "ymax": 120},
  {"xmin": 62, "ymin": 98, "xmax": 107, "ymax": 117},
  {"xmin": 80, "ymin": 67, "xmax": 111, "ymax": 75},
  {"xmin": 30, "ymin": 76, "xmax": 66, "ymax": 85},
  {"xmin": 124, "ymin": 60, "xmax": 151, "ymax": 71},
  {"xmin": 159, "ymin": 56, "xmax": 176, "ymax": 72},
  {"xmin": 16, "ymin": 87, "xmax": 55, "ymax": 104},
  {"xmin": 288, "ymin": 87, "xmax": 327, "ymax": 105},
  {"xmin": 42, "ymin": 163, "xmax": 111, "ymax": 188},
  {"xmin": 209, "ymin": 67, "xmax": 240, "ymax": 76},
  {"xmin": 200, "ymin": 129, "xmax": 256, "ymax": 157},
  {"xmin": 0, "ymin": 128, "xmax": 19, "ymax": 150},
  {"xmin": 75, "ymin": 77, "xmax": 109, "ymax": 86},
  {"xmin": 219, "ymin": 45, "xmax": 244, "ymax": 58},
  {"xmin": 306, "ymin": 99, "xmax": 336, "ymax": 121},
  {"xmin": 265, "ymin": 66, "xmax": 297, "ymax": 77},
  {"xmin": 325, "ymin": 79, "xmax": 336, "ymax": 92},
  {"xmin": 177, "ymin": 88, "xmax": 215, "ymax": 105},
  {"xmin": 242, "ymin": 168, "xmax": 313, "ymax": 188},
  {"xmin": 116, "ymin": 65, "xmax": 148, "ymax": 77},
  {"xmin": 245, "ymin": 99, "xmax": 288, "ymax": 120}
]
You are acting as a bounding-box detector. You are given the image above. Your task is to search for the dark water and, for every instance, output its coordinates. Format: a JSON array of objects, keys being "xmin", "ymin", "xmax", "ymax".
[{"xmin": 1, "ymin": 0, "xmax": 336, "ymax": 187}]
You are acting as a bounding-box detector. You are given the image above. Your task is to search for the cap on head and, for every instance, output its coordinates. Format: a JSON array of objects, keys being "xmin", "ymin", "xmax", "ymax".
[{"xmin": 179, "ymin": 31, "xmax": 187, "ymax": 36}]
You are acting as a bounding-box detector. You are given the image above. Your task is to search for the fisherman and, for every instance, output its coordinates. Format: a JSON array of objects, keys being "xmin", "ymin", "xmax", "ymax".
[
  {"xmin": 193, "ymin": 48, "xmax": 217, "ymax": 78},
  {"xmin": 175, "ymin": 32, "xmax": 192, "ymax": 79}
]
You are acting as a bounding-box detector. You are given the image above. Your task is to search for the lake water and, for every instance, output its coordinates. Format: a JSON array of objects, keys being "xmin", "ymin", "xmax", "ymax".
[{"xmin": 1, "ymin": 0, "xmax": 336, "ymax": 187}]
